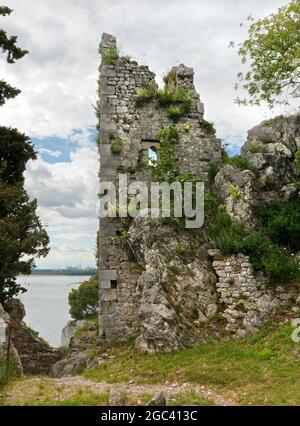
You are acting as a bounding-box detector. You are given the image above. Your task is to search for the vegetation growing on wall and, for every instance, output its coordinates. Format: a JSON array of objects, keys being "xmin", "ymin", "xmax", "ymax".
[
  {"xmin": 206, "ymin": 195, "xmax": 300, "ymax": 285},
  {"xmin": 227, "ymin": 155, "xmax": 252, "ymax": 171},
  {"xmin": 111, "ymin": 138, "xmax": 123, "ymax": 154},
  {"xmin": 156, "ymin": 126, "xmax": 179, "ymax": 144},
  {"xmin": 102, "ymin": 48, "xmax": 119, "ymax": 65},
  {"xmin": 293, "ymin": 147, "xmax": 300, "ymax": 175},
  {"xmin": 135, "ymin": 81, "xmax": 192, "ymax": 121},
  {"xmin": 135, "ymin": 82, "xmax": 157, "ymax": 107},
  {"xmin": 200, "ymin": 119, "xmax": 216, "ymax": 135}
]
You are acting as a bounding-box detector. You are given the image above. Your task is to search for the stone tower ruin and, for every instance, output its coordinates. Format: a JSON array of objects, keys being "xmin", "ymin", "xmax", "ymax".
[{"xmin": 98, "ymin": 33, "xmax": 222, "ymax": 344}]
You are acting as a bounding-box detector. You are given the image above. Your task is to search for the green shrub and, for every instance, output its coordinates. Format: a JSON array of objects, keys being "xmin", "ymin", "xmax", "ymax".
[
  {"xmin": 156, "ymin": 88, "xmax": 175, "ymax": 107},
  {"xmin": 228, "ymin": 155, "xmax": 251, "ymax": 171},
  {"xmin": 156, "ymin": 126, "xmax": 179, "ymax": 144},
  {"xmin": 156, "ymin": 87, "xmax": 192, "ymax": 121},
  {"xmin": 208, "ymin": 162, "xmax": 219, "ymax": 185},
  {"xmin": 207, "ymin": 207, "xmax": 246, "ymax": 255},
  {"xmin": 293, "ymin": 147, "xmax": 300, "ymax": 175},
  {"xmin": 239, "ymin": 229, "xmax": 300, "ymax": 285},
  {"xmin": 221, "ymin": 148, "xmax": 230, "ymax": 165},
  {"xmin": 152, "ymin": 144, "xmax": 176, "ymax": 183},
  {"xmin": 135, "ymin": 82, "xmax": 157, "ymax": 107},
  {"xmin": 69, "ymin": 276, "xmax": 99, "ymax": 320},
  {"xmin": 166, "ymin": 106, "xmax": 183, "ymax": 121},
  {"xmin": 167, "ymin": 264, "xmax": 181, "ymax": 275},
  {"xmin": 111, "ymin": 139, "xmax": 123, "ymax": 154},
  {"xmin": 256, "ymin": 199, "xmax": 300, "ymax": 251},
  {"xmin": 200, "ymin": 119, "xmax": 216, "ymax": 135},
  {"xmin": 102, "ymin": 48, "xmax": 119, "ymax": 65}
]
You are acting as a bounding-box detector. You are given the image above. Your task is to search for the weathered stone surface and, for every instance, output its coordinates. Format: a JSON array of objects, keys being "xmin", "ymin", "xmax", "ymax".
[
  {"xmin": 51, "ymin": 353, "xmax": 88, "ymax": 378},
  {"xmin": 128, "ymin": 212, "xmax": 218, "ymax": 353},
  {"xmin": 147, "ymin": 391, "xmax": 166, "ymax": 406},
  {"xmin": 214, "ymin": 165, "xmax": 257, "ymax": 225},
  {"xmin": 61, "ymin": 320, "xmax": 85, "ymax": 347}
]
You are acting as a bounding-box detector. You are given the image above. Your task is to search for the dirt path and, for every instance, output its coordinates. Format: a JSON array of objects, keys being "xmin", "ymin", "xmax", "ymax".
[
  {"xmin": 63, "ymin": 376, "xmax": 237, "ymax": 406},
  {"xmin": 1, "ymin": 376, "xmax": 237, "ymax": 406}
]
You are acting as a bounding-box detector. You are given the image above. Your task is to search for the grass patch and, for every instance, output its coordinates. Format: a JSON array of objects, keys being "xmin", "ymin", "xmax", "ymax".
[
  {"xmin": 135, "ymin": 82, "xmax": 157, "ymax": 107},
  {"xmin": 0, "ymin": 379, "xmax": 108, "ymax": 406},
  {"xmin": 102, "ymin": 48, "xmax": 118, "ymax": 65},
  {"xmin": 0, "ymin": 357, "xmax": 19, "ymax": 389},
  {"xmin": 227, "ymin": 155, "xmax": 252, "ymax": 171},
  {"xmin": 169, "ymin": 391, "xmax": 216, "ymax": 406},
  {"xmin": 84, "ymin": 322, "xmax": 300, "ymax": 405}
]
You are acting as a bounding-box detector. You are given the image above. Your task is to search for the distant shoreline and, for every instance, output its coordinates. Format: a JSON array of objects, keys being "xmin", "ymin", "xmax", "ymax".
[{"xmin": 30, "ymin": 270, "xmax": 97, "ymax": 277}]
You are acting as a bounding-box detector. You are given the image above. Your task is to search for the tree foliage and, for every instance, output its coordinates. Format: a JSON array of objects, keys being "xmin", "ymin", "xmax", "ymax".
[
  {"xmin": 232, "ymin": 0, "xmax": 300, "ymax": 107},
  {"xmin": 0, "ymin": 184, "xmax": 49, "ymax": 302},
  {"xmin": 0, "ymin": 6, "xmax": 28, "ymax": 106},
  {"xmin": 0, "ymin": 6, "xmax": 49, "ymax": 304},
  {"xmin": 69, "ymin": 276, "xmax": 99, "ymax": 320}
]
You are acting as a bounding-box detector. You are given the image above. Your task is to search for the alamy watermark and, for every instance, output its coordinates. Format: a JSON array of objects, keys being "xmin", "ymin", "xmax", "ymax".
[{"xmin": 98, "ymin": 174, "xmax": 205, "ymax": 229}]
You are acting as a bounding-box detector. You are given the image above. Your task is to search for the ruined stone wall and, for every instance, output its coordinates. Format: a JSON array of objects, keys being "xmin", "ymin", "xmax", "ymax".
[
  {"xmin": 98, "ymin": 33, "xmax": 221, "ymax": 342},
  {"xmin": 211, "ymin": 251, "xmax": 299, "ymax": 339}
]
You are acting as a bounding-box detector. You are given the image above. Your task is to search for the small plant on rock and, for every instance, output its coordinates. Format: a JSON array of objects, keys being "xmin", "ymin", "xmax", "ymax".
[
  {"xmin": 111, "ymin": 139, "xmax": 123, "ymax": 154},
  {"xmin": 228, "ymin": 155, "xmax": 251, "ymax": 171},
  {"xmin": 228, "ymin": 184, "xmax": 241, "ymax": 199},
  {"xmin": 200, "ymin": 119, "xmax": 216, "ymax": 135},
  {"xmin": 249, "ymin": 140, "xmax": 263, "ymax": 154},
  {"xmin": 156, "ymin": 126, "xmax": 179, "ymax": 144},
  {"xmin": 135, "ymin": 82, "xmax": 157, "ymax": 107},
  {"xmin": 102, "ymin": 48, "xmax": 119, "ymax": 65},
  {"xmin": 166, "ymin": 106, "xmax": 183, "ymax": 121}
]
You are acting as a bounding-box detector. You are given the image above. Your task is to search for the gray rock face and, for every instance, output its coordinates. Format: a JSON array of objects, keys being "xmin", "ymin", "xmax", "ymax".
[
  {"xmin": 61, "ymin": 320, "xmax": 84, "ymax": 347},
  {"xmin": 215, "ymin": 114, "xmax": 300, "ymax": 225},
  {"xmin": 51, "ymin": 353, "xmax": 88, "ymax": 378},
  {"xmin": 242, "ymin": 114, "xmax": 300, "ymax": 202},
  {"xmin": 128, "ymin": 213, "xmax": 218, "ymax": 353},
  {"xmin": 214, "ymin": 165, "xmax": 257, "ymax": 225}
]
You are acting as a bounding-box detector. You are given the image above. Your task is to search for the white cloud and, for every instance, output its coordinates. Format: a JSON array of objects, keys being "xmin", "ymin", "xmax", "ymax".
[
  {"xmin": 24, "ymin": 129, "xmax": 99, "ymax": 268},
  {"xmin": 1, "ymin": 0, "xmax": 292, "ymax": 142},
  {"xmin": 38, "ymin": 147, "xmax": 62, "ymax": 158}
]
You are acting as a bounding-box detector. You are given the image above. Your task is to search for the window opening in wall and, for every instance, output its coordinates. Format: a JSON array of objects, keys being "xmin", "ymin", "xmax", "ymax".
[
  {"xmin": 148, "ymin": 147, "xmax": 158, "ymax": 167},
  {"xmin": 111, "ymin": 280, "xmax": 117, "ymax": 289}
]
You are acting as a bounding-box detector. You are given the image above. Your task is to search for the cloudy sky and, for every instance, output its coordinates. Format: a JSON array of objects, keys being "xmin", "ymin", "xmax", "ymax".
[{"xmin": 1, "ymin": 0, "xmax": 292, "ymax": 268}]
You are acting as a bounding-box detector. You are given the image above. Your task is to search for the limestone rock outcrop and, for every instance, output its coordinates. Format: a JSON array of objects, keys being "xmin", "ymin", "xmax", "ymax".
[
  {"xmin": 128, "ymin": 212, "xmax": 219, "ymax": 353},
  {"xmin": 215, "ymin": 113, "xmax": 300, "ymax": 225}
]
